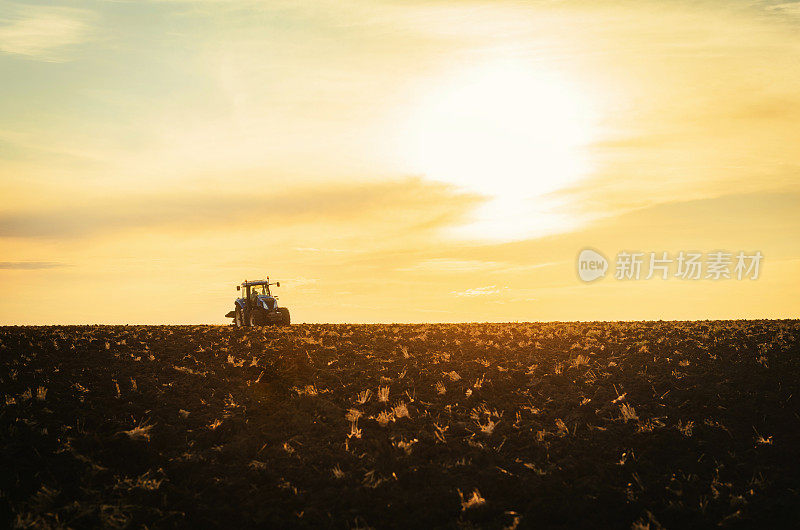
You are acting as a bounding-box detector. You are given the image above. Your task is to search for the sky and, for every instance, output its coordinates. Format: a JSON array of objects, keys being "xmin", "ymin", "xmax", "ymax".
[{"xmin": 1, "ymin": 0, "xmax": 799, "ymax": 324}]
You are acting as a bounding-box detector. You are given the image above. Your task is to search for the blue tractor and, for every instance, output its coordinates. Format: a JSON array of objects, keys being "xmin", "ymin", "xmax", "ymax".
[{"xmin": 225, "ymin": 278, "xmax": 290, "ymax": 327}]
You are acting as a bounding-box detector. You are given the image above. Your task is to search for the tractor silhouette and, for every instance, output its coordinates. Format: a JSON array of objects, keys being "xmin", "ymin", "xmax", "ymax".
[{"xmin": 225, "ymin": 278, "xmax": 290, "ymax": 327}]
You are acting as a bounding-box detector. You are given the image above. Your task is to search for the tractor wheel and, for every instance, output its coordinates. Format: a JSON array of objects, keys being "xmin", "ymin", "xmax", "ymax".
[
  {"xmin": 278, "ymin": 307, "xmax": 291, "ymax": 326},
  {"xmin": 234, "ymin": 307, "xmax": 245, "ymax": 328},
  {"xmin": 249, "ymin": 309, "xmax": 266, "ymax": 327}
]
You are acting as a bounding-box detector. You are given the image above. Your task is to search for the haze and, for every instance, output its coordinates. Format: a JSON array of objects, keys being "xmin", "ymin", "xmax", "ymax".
[{"xmin": 1, "ymin": 0, "xmax": 799, "ymax": 323}]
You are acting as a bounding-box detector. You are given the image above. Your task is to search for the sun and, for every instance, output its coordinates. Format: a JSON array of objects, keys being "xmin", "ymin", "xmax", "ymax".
[{"xmin": 405, "ymin": 60, "xmax": 598, "ymax": 241}]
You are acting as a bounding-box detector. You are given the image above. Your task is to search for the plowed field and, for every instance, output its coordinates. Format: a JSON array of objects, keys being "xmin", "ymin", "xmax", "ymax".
[{"xmin": 2, "ymin": 321, "xmax": 799, "ymax": 528}]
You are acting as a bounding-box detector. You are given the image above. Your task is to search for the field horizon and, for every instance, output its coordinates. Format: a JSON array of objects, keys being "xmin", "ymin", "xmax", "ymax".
[{"xmin": 7, "ymin": 318, "xmax": 799, "ymax": 327}]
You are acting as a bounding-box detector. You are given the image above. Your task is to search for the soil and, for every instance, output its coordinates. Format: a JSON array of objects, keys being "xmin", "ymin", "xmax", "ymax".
[{"xmin": 1, "ymin": 321, "xmax": 799, "ymax": 528}]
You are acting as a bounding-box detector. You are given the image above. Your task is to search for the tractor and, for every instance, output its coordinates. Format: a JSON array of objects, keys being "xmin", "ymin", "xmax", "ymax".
[{"xmin": 225, "ymin": 278, "xmax": 290, "ymax": 327}]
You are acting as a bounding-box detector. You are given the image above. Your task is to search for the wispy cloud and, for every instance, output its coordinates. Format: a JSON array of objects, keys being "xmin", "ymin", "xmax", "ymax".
[
  {"xmin": 0, "ymin": 261, "xmax": 64, "ymax": 269},
  {"xmin": 767, "ymin": 2, "xmax": 800, "ymax": 18},
  {"xmin": 0, "ymin": 178, "xmax": 478, "ymax": 239},
  {"xmin": 293, "ymin": 247, "xmax": 348, "ymax": 253},
  {"xmin": 281, "ymin": 277, "xmax": 319, "ymax": 288},
  {"xmin": 398, "ymin": 258, "xmax": 561, "ymax": 274},
  {"xmin": 399, "ymin": 259, "xmax": 504, "ymax": 273},
  {"xmin": 451, "ymin": 285, "xmax": 500, "ymax": 297},
  {"xmin": 0, "ymin": 3, "xmax": 94, "ymax": 61}
]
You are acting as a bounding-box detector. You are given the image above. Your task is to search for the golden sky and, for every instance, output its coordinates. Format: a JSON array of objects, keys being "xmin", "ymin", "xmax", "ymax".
[{"xmin": 1, "ymin": 0, "xmax": 798, "ymax": 324}]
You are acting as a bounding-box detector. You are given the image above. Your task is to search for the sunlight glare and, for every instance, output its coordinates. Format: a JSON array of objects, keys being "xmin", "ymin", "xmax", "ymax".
[{"xmin": 407, "ymin": 61, "xmax": 597, "ymax": 241}]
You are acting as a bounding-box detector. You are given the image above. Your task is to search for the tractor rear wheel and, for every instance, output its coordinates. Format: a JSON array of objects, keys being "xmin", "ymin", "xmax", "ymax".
[
  {"xmin": 234, "ymin": 307, "xmax": 245, "ymax": 328},
  {"xmin": 278, "ymin": 307, "xmax": 291, "ymax": 326},
  {"xmin": 249, "ymin": 309, "xmax": 266, "ymax": 326}
]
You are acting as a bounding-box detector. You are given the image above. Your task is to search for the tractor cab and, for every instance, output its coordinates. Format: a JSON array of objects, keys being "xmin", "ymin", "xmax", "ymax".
[{"xmin": 246, "ymin": 283, "xmax": 271, "ymax": 301}]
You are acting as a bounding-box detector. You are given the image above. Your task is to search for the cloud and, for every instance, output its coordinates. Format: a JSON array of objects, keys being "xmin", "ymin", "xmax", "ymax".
[
  {"xmin": 767, "ymin": 2, "xmax": 800, "ymax": 18},
  {"xmin": 281, "ymin": 277, "xmax": 319, "ymax": 287},
  {"xmin": 0, "ymin": 3, "xmax": 94, "ymax": 61},
  {"xmin": 0, "ymin": 261, "xmax": 64, "ymax": 269},
  {"xmin": 399, "ymin": 259, "xmax": 504, "ymax": 273},
  {"xmin": 0, "ymin": 178, "xmax": 479, "ymax": 239},
  {"xmin": 451, "ymin": 285, "xmax": 499, "ymax": 297},
  {"xmin": 397, "ymin": 258, "xmax": 562, "ymax": 274},
  {"xmin": 293, "ymin": 247, "xmax": 347, "ymax": 253}
]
